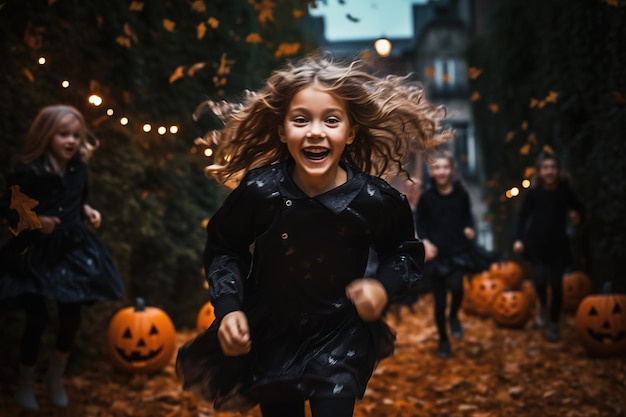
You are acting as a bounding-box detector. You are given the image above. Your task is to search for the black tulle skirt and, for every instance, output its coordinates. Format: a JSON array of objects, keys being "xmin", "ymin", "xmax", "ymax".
[
  {"xmin": 0, "ymin": 221, "xmax": 123, "ymax": 306},
  {"xmin": 177, "ymin": 298, "xmax": 396, "ymax": 412}
]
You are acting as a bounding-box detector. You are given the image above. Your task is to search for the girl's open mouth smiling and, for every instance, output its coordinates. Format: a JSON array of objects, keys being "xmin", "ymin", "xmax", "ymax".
[{"xmin": 302, "ymin": 148, "xmax": 330, "ymax": 160}]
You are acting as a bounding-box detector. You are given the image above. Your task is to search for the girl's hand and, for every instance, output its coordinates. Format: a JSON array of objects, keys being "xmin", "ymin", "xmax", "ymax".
[
  {"xmin": 83, "ymin": 204, "xmax": 101, "ymax": 229},
  {"xmin": 464, "ymin": 227, "xmax": 476, "ymax": 240},
  {"xmin": 423, "ymin": 239, "xmax": 438, "ymax": 261},
  {"xmin": 569, "ymin": 210, "xmax": 581, "ymax": 227},
  {"xmin": 38, "ymin": 215, "xmax": 60, "ymax": 234},
  {"xmin": 513, "ymin": 240, "xmax": 524, "ymax": 254},
  {"xmin": 346, "ymin": 279, "xmax": 388, "ymax": 322},
  {"xmin": 218, "ymin": 311, "xmax": 251, "ymax": 356}
]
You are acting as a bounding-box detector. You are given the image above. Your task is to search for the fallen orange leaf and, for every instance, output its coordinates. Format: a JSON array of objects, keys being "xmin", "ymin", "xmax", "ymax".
[
  {"xmin": 9, "ymin": 185, "xmax": 41, "ymax": 236},
  {"xmin": 163, "ymin": 19, "xmax": 176, "ymax": 32}
]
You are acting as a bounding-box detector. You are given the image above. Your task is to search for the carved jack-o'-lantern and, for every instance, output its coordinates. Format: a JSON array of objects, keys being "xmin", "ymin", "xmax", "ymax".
[
  {"xmin": 491, "ymin": 289, "xmax": 531, "ymax": 328},
  {"xmin": 489, "ymin": 261, "xmax": 523, "ymax": 290},
  {"xmin": 196, "ymin": 301, "xmax": 216, "ymax": 332},
  {"xmin": 462, "ymin": 271, "xmax": 489, "ymax": 315},
  {"xmin": 562, "ymin": 271, "xmax": 593, "ymax": 312},
  {"xmin": 107, "ymin": 297, "xmax": 177, "ymax": 373},
  {"xmin": 574, "ymin": 288, "xmax": 626, "ymax": 357},
  {"xmin": 472, "ymin": 274, "xmax": 506, "ymax": 317}
]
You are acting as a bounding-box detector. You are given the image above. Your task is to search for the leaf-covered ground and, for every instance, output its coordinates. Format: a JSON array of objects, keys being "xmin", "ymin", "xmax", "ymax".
[{"xmin": 1, "ymin": 294, "xmax": 625, "ymax": 417}]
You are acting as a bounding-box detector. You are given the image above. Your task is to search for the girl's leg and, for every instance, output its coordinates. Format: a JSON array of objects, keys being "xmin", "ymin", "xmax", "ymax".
[
  {"xmin": 47, "ymin": 301, "xmax": 82, "ymax": 407},
  {"xmin": 310, "ymin": 397, "xmax": 355, "ymax": 417},
  {"xmin": 448, "ymin": 268, "xmax": 464, "ymax": 338},
  {"xmin": 431, "ymin": 275, "xmax": 450, "ymax": 357},
  {"xmin": 259, "ymin": 399, "xmax": 305, "ymax": 417},
  {"xmin": 16, "ymin": 294, "xmax": 49, "ymax": 410},
  {"xmin": 532, "ymin": 263, "xmax": 549, "ymax": 327},
  {"xmin": 546, "ymin": 261, "xmax": 564, "ymax": 342}
]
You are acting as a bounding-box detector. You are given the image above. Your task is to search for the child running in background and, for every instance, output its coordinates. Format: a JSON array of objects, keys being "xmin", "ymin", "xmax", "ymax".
[
  {"xmin": 0, "ymin": 104, "xmax": 124, "ymax": 410},
  {"xmin": 513, "ymin": 151, "xmax": 584, "ymax": 342},
  {"xmin": 177, "ymin": 54, "xmax": 449, "ymax": 417},
  {"xmin": 416, "ymin": 150, "xmax": 493, "ymax": 358}
]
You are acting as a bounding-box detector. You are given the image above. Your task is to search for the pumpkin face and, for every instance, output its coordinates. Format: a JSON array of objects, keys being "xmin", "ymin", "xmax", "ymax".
[
  {"xmin": 489, "ymin": 261, "xmax": 523, "ymax": 290},
  {"xmin": 491, "ymin": 290, "xmax": 531, "ymax": 328},
  {"xmin": 107, "ymin": 298, "xmax": 177, "ymax": 373},
  {"xmin": 562, "ymin": 271, "xmax": 593, "ymax": 312},
  {"xmin": 472, "ymin": 275, "xmax": 506, "ymax": 316},
  {"xmin": 574, "ymin": 294, "xmax": 626, "ymax": 357},
  {"xmin": 196, "ymin": 301, "xmax": 216, "ymax": 332}
]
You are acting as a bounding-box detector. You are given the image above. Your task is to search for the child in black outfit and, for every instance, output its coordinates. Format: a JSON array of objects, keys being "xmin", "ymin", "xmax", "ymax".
[
  {"xmin": 176, "ymin": 54, "xmax": 449, "ymax": 417},
  {"xmin": 416, "ymin": 150, "xmax": 490, "ymax": 358},
  {"xmin": 513, "ymin": 151, "xmax": 584, "ymax": 342}
]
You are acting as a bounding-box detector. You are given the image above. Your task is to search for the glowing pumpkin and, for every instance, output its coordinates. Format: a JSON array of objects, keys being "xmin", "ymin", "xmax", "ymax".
[
  {"xmin": 491, "ymin": 289, "xmax": 531, "ymax": 328},
  {"xmin": 472, "ymin": 274, "xmax": 506, "ymax": 317},
  {"xmin": 562, "ymin": 271, "xmax": 593, "ymax": 312},
  {"xmin": 462, "ymin": 271, "xmax": 489, "ymax": 315},
  {"xmin": 107, "ymin": 297, "xmax": 177, "ymax": 373},
  {"xmin": 574, "ymin": 289, "xmax": 626, "ymax": 357},
  {"xmin": 489, "ymin": 261, "xmax": 523, "ymax": 290},
  {"xmin": 196, "ymin": 301, "xmax": 216, "ymax": 332}
]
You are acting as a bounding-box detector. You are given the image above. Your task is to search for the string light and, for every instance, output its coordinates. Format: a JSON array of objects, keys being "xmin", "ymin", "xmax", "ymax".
[
  {"xmin": 88, "ymin": 94, "xmax": 103, "ymax": 106},
  {"xmin": 61, "ymin": 80, "xmax": 70, "ymax": 88},
  {"xmin": 522, "ymin": 179, "xmax": 531, "ymax": 188},
  {"xmin": 38, "ymin": 57, "xmax": 46, "ymax": 65},
  {"xmin": 169, "ymin": 126, "xmax": 179, "ymax": 134},
  {"xmin": 157, "ymin": 126, "xmax": 167, "ymax": 135},
  {"xmin": 505, "ymin": 189, "xmax": 513, "ymax": 199},
  {"xmin": 510, "ymin": 187, "xmax": 520, "ymax": 197},
  {"xmin": 106, "ymin": 108, "xmax": 114, "ymax": 116},
  {"xmin": 142, "ymin": 123, "xmax": 152, "ymax": 132},
  {"xmin": 204, "ymin": 148, "xmax": 213, "ymax": 157},
  {"xmin": 120, "ymin": 117, "xmax": 129, "ymax": 126}
]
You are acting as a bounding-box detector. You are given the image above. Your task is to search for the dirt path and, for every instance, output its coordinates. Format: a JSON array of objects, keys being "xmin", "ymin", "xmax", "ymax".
[{"xmin": 1, "ymin": 294, "xmax": 625, "ymax": 417}]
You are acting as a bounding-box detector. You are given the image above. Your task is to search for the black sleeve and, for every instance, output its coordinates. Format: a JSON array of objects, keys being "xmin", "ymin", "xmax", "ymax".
[
  {"xmin": 513, "ymin": 189, "xmax": 534, "ymax": 242},
  {"xmin": 204, "ymin": 177, "xmax": 258, "ymax": 320},
  {"xmin": 460, "ymin": 186, "xmax": 475, "ymax": 230},
  {"xmin": 371, "ymin": 187, "xmax": 425, "ymax": 298},
  {"xmin": 415, "ymin": 193, "xmax": 430, "ymax": 240}
]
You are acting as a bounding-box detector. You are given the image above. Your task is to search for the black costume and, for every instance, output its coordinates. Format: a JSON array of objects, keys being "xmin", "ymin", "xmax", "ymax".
[
  {"xmin": 415, "ymin": 180, "xmax": 493, "ymax": 348},
  {"xmin": 513, "ymin": 183, "xmax": 584, "ymax": 321},
  {"xmin": 0, "ymin": 155, "xmax": 123, "ymax": 305},
  {"xmin": 177, "ymin": 160, "xmax": 424, "ymax": 412}
]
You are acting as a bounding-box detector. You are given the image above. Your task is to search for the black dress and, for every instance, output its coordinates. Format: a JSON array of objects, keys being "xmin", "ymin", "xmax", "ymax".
[
  {"xmin": 0, "ymin": 155, "xmax": 123, "ymax": 305},
  {"xmin": 177, "ymin": 160, "xmax": 424, "ymax": 412}
]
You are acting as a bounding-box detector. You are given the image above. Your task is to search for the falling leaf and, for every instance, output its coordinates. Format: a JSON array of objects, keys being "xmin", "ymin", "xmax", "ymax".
[
  {"xmin": 467, "ymin": 66, "xmax": 483, "ymax": 80},
  {"xmin": 521, "ymin": 121, "xmax": 528, "ymax": 130},
  {"xmin": 425, "ymin": 67, "xmax": 435, "ymax": 77},
  {"xmin": 245, "ymin": 33, "xmax": 262, "ymax": 44},
  {"xmin": 520, "ymin": 143, "xmax": 530, "ymax": 155},
  {"xmin": 274, "ymin": 42, "xmax": 300, "ymax": 57},
  {"xmin": 545, "ymin": 90, "xmax": 558, "ymax": 103},
  {"xmin": 361, "ymin": 49, "xmax": 373, "ymax": 60},
  {"xmin": 23, "ymin": 22, "xmax": 45, "ymax": 50},
  {"xmin": 442, "ymin": 73, "xmax": 450, "ymax": 83},
  {"xmin": 292, "ymin": 9, "xmax": 305, "ymax": 18},
  {"xmin": 123, "ymin": 22, "xmax": 138, "ymax": 43},
  {"xmin": 529, "ymin": 98, "xmax": 539, "ymax": 108},
  {"xmin": 505, "ymin": 131, "xmax": 515, "ymax": 142},
  {"xmin": 190, "ymin": 0, "xmax": 206, "ymax": 12},
  {"xmin": 115, "ymin": 36, "xmax": 131, "ymax": 48},
  {"xmin": 169, "ymin": 66, "xmax": 184, "ymax": 83},
  {"xmin": 537, "ymin": 100, "xmax": 546, "ymax": 108},
  {"xmin": 524, "ymin": 166, "xmax": 535, "ymax": 178},
  {"xmin": 141, "ymin": 190, "xmax": 149, "ymax": 200},
  {"xmin": 207, "ymin": 17, "xmax": 219, "ymax": 29},
  {"xmin": 346, "ymin": 13, "xmax": 360, "ymax": 22},
  {"xmin": 197, "ymin": 22, "xmax": 206, "ymax": 39},
  {"xmin": 216, "ymin": 53, "xmax": 236, "ymax": 76},
  {"xmin": 163, "ymin": 19, "xmax": 176, "ymax": 32},
  {"xmin": 22, "ymin": 68, "xmax": 34, "ymax": 82},
  {"xmin": 470, "ymin": 91, "xmax": 481, "ymax": 102},
  {"xmin": 251, "ymin": 0, "xmax": 276, "ymax": 25},
  {"xmin": 527, "ymin": 132, "xmax": 537, "ymax": 145},
  {"xmin": 488, "ymin": 104, "xmax": 499, "ymax": 113},
  {"xmin": 187, "ymin": 62, "xmax": 206, "ymax": 76},
  {"xmin": 129, "ymin": 1, "xmax": 143, "ymax": 11},
  {"xmin": 543, "ymin": 144, "xmax": 554, "ymax": 154},
  {"xmin": 8, "ymin": 185, "xmax": 41, "ymax": 236}
]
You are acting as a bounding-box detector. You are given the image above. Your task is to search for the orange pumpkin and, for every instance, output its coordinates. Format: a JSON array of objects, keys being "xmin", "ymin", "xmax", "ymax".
[
  {"xmin": 491, "ymin": 289, "xmax": 531, "ymax": 328},
  {"xmin": 574, "ymin": 290, "xmax": 626, "ymax": 357},
  {"xmin": 520, "ymin": 280, "xmax": 538, "ymax": 311},
  {"xmin": 106, "ymin": 297, "xmax": 177, "ymax": 373},
  {"xmin": 196, "ymin": 301, "xmax": 216, "ymax": 332},
  {"xmin": 489, "ymin": 261, "xmax": 523, "ymax": 290},
  {"xmin": 471, "ymin": 274, "xmax": 506, "ymax": 317},
  {"xmin": 462, "ymin": 271, "xmax": 489, "ymax": 315},
  {"xmin": 562, "ymin": 271, "xmax": 593, "ymax": 312}
]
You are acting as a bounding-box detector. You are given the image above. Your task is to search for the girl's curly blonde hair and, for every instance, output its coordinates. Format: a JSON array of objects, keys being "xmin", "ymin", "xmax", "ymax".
[{"xmin": 196, "ymin": 53, "xmax": 450, "ymax": 184}]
